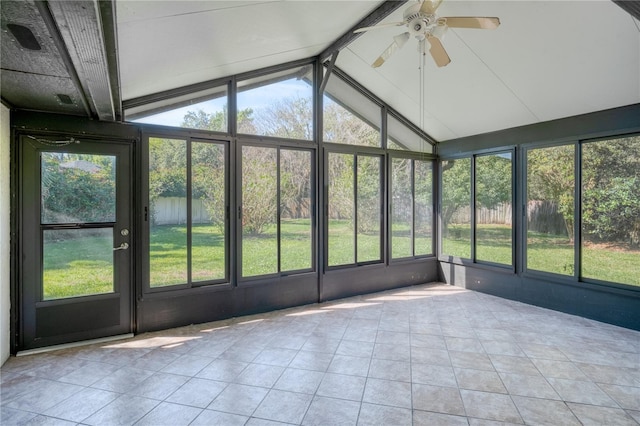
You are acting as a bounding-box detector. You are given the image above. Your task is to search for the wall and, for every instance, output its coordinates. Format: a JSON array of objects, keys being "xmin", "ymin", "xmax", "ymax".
[
  {"xmin": 1, "ymin": 104, "xmax": 10, "ymax": 365},
  {"xmin": 438, "ymin": 103, "xmax": 640, "ymax": 331}
]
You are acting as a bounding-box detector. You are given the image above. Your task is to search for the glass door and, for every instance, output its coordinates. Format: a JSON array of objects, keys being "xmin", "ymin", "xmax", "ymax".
[{"xmin": 20, "ymin": 136, "xmax": 132, "ymax": 350}]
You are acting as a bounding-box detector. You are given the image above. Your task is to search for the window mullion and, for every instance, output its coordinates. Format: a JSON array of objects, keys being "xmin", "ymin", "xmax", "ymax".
[
  {"xmin": 353, "ymin": 154, "xmax": 358, "ymax": 264},
  {"xmin": 186, "ymin": 138, "xmax": 193, "ymax": 287}
]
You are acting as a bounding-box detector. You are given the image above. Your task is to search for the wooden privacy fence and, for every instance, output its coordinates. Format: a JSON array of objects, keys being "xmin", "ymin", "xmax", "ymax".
[
  {"xmin": 153, "ymin": 197, "xmax": 567, "ymax": 236},
  {"xmin": 151, "ymin": 197, "xmax": 210, "ymax": 225},
  {"xmin": 450, "ymin": 201, "xmax": 567, "ymax": 235}
]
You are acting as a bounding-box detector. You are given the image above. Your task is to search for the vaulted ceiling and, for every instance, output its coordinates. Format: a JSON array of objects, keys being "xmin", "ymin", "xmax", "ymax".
[{"xmin": 2, "ymin": 0, "xmax": 639, "ymax": 142}]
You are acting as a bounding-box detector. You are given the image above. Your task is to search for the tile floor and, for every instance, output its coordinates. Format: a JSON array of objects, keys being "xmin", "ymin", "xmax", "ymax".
[{"xmin": 1, "ymin": 283, "xmax": 639, "ymax": 425}]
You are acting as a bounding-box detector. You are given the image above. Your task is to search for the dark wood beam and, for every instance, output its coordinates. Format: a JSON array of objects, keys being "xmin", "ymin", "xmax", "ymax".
[
  {"xmin": 319, "ymin": 0, "xmax": 407, "ymax": 63},
  {"xmin": 612, "ymin": 0, "xmax": 640, "ymax": 20}
]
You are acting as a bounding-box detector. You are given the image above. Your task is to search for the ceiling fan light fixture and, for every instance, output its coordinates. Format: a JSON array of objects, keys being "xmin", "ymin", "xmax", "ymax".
[{"xmin": 431, "ymin": 23, "xmax": 448, "ymax": 40}]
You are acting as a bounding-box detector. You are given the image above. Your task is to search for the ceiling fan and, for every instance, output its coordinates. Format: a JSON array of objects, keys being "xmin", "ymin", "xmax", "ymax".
[{"xmin": 354, "ymin": 0, "xmax": 500, "ymax": 68}]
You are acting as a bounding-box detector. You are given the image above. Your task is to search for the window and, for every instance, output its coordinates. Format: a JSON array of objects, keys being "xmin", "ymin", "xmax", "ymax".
[
  {"xmin": 41, "ymin": 153, "xmax": 116, "ymax": 299},
  {"xmin": 581, "ymin": 135, "xmax": 640, "ymax": 286},
  {"xmin": 130, "ymin": 85, "xmax": 228, "ymax": 132},
  {"xmin": 390, "ymin": 157, "xmax": 433, "ymax": 259},
  {"xmin": 526, "ymin": 145, "xmax": 575, "ymax": 275},
  {"xmin": 414, "ymin": 160, "xmax": 433, "ymax": 256},
  {"xmin": 241, "ymin": 145, "xmax": 313, "ymax": 278},
  {"xmin": 148, "ymin": 137, "xmax": 227, "ymax": 288},
  {"xmin": 387, "ymin": 114, "xmax": 433, "ymax": 154},
  {"xmin": 241, "ymin": 146, "xmax": 278, "ymax": 276},
  {"xmin": 441, "ymin": 158, "xmax": 471, "ymax": 258},
  {"xmin": 475, "ymin": 152, "xmax": 513, "ymax": 266},
  {"xmin": 327, "ymin": 152, "xmax": 382, "ymax": 266},
  {"xmin": 323, "ymin": 72, "xmax": 380, "ymax": 147},
  {"xmin": 237, "ymin": 65, "xmax": 313, "ymax": 140}
]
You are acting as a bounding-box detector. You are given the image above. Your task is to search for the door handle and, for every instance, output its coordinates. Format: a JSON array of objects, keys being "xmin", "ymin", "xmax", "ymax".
[{"xmin": 113, "ymin": 242, "xmax": 129, "ymax": 251}]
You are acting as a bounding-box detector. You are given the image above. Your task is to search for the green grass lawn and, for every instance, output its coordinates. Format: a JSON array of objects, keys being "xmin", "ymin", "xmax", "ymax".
[
  {"xmin": 43, "ymin": 230, "xmax": 114, "ymax": 300},
  {"xmin": 42, "ymin": 222, "xmax": 639, "ymax": 299},
  {"xmin": 443, "ymin": 223, "xmax": 639, "ymax": 286}
]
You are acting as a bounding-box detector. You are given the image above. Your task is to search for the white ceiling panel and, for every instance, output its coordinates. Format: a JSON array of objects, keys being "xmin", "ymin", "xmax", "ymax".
[
  {"xmin": 117, "ymin": 0, "xmax": 383, "ymax": 99},
  {"xmin": 116, "ymin": 0, "xmax": 640, "ymax": 142},
  {"xmin": 447, "ymin": 1, "xmax": 640, "ymax": 123}
]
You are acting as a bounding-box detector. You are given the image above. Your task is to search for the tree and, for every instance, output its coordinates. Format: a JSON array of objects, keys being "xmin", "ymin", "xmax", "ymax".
[
  {"xmin": 323, "ymin": 99, "xmax": 379, "ymax": 147},
  {"xmin": 280, "ymin": 149, "xmax": 311, "ymax": 219},
  {"xmin": 582, "ymin": 136, "xmax": 640, "ymax": 247},
  {"xmin": 41, "ymin": 153, "xmax": 115, "ymax": 223},
  {"xmin": 475, "ymin": 154, "xmax": 512, "ymax": 210},
  {"xmin": 441, "ymin": 158, "xmax": 471, "ymax": 236},
  {"xmin": 255, "ymin": 96, "xmax": 312, "ymax": 140},
  {"xmin": 182, "ymin": 106, "xmax": 256, "ymax": 134},
  {"xmin": 527, "ymin": 145, "xmax": 574, "ymax": 239},
  {"xmin": 242, "ymin": 146, "xmax": 277, "ymax": 235}
]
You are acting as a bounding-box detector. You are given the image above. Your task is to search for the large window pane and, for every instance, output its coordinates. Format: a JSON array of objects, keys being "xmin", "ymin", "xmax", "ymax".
[
  {"xmin": 41, "ymin": 153, "xmax": 115, "ymax": 223},
  {"xmin": 387, "ymin": 114, "xmax": 432, "ymax": 153},
  {"xmin": 237, "ymin": 66, "xmax": 313, "ymax": 140},
  {"xmin": 323, "ymin": 73, "xmax": 380, "ymax": 147},
  {"xmin": 149, "ymin": 138, "xmax": 188, "ymax": 287},
  {"xmin": 582, "ymin": 135, "xmax": 640, "ymax": 286},
  {"xmin": 527, "ymin": 145, "xmax": 575, "ymax": 275},
  {"xmin": 357, "ymin": 155, "xmax": 382, "ymax": 262},
  {"xmin": 415, "ymin": 160, "xmax": 433, "ymax": 256},
  {"xmin": 441, "ymin": 158, "xmax": 471, "ymax": 258},
  {"xmin": 391, "ymin": 158, "xmax": 412, "ymax": 259},
  {"xmin": 131, "ymin": 86, "xmax": 228, "ymax": 132},
  {"xmin": 242, "ymin": 146, "xmax": 278, "ymax": 276},
  {"xmin": 191, "ymin": 142, "xmax": 226, "ymax": 282},
  {"xmin": 280, "ymin": 150, "xmax": 313, "ymax": 271},
  {"xmin": 328, "ymin": 153, "xmax": 355, "ymax": 266},
  {"xmin": 43, "ymin": 228, "xmax": 113, "ymax": 300},
  {"xmin": 476, "ymin": 153, "xmax": 513, "ymax": 265}
]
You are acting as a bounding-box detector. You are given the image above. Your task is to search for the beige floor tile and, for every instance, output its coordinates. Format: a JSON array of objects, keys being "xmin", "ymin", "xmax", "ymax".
[
  {"xmin": 191, "ymin": 409, "xmax": 248, "ymax": 426},
  {"xmin": 135, "ymin": 401, "xmax": 202, "ymax": 425},
  {"xmin": 328, "ymin": 354, "xmax": 371, "ymax": 377},
  {"xmin": 498, "ymin": 372, "xmax": 560, "ymax": 400},
  {"xmin": 82, "ymin": 394, "xmax": 159, "ymax": 426},
  {"xmin": 43, "ymin": 387, "xmax": 118, "ymax": 422},
  {"xmin": 253, "ymin": 389, "xmax": 313, "ymax": 424},
  {"xmin": 449, "ymin": 351, "xmax": 495, "ymax": 371},
  {"xmin": 357, "ymin": 402, "xmax": 412, "ymax": 425},
  {"xmin": 368, "ymin": 358, "xmax": 411, "ymax": 382},
  {"xmin": 412, "ymin": 383, "xmax": 465, "ymax": 416},
  {"xmin": 511, "ymin": 395, "xmax": 579, "ymax": 425},
  {"xmin": 460, "ymin": 389, "xmax": 522, "ymax": 424},
  {"xmin": 363, "ymin": 378, "xmax": 412, "ymax": 408},
  {"xmin": 165, "ymin": 377, "xmax": 227, "ymax": 408},
  {"xmin": 302, "ymin": 396, "xmax": 360, "ymax": 426},
  {"xmin": 412, "ymin": 363, "xmax": 457, "ymax": 387},
  {"xmin": 316, "ymin": 372, "xmax": 366, "ymax": 401},
  {"xmin": 598, "ymin": 383, "xmax": 640, "ymax": 410},
  {"xmin": 2, "ymin": 283, "xmax": 639, "ymax": 426},
  {"xmin": 455, "ymin": 368, "xmax": 507, "ymax": 394},
  {"xmin": 413, "ymin": 410, "xmax": 469, "ymax": 426},
  {"xmin": 547, "ymin": 377, "xmax": 619, "ymax": 407},
  {"xmin": 273, "ymin": 368, "xmax": 324, "ymax": 394},
  {"xmin": 567, "ymin": 402, "xmax": 638, "ymax": 426},
  {"xmin": 208, "ymin": 383, "xmax": 268, "ymax": 416}
]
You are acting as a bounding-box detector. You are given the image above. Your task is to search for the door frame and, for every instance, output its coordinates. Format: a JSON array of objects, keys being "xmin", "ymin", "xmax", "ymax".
[{"xmin": 17, "ymin": 133, "xmax": 135, "ymax": 351}]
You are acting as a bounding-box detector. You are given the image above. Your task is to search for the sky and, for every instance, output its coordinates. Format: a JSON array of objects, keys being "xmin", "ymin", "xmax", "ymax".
[{"xmin": 134, "ymin": 78, "xmax": 312, "ymax": 127}]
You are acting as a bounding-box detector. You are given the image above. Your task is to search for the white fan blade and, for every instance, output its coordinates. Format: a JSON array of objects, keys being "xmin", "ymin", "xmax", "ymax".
[
  {"xmin": 372, "ymin": 32, "xmax": 410, "ymax": 68},
  {"xmin": 427, "ymin": 34, "xmax": 451, "ymax": 67},
  {"xmin": 442, "ymin": 17, "xmax": 500, "ymax": 29},
  {"xmin": 419, "ymin": 0, "xmax": 443, "ymax": 15},
  {"xmin": 354, "ymin": 21, "xmax": 405, "ymax": 33}
]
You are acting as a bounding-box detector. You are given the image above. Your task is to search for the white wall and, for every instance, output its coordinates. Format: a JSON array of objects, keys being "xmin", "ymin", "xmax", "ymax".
[{"xmin": 1, "ymin": 104, "xmax": 10, "ymax": 365}]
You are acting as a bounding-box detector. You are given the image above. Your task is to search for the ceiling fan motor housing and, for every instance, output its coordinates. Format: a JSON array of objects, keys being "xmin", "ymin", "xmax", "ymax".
[{"xmin": 404, "ymin": 4, "xmax": 437, "ymax": 40}]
